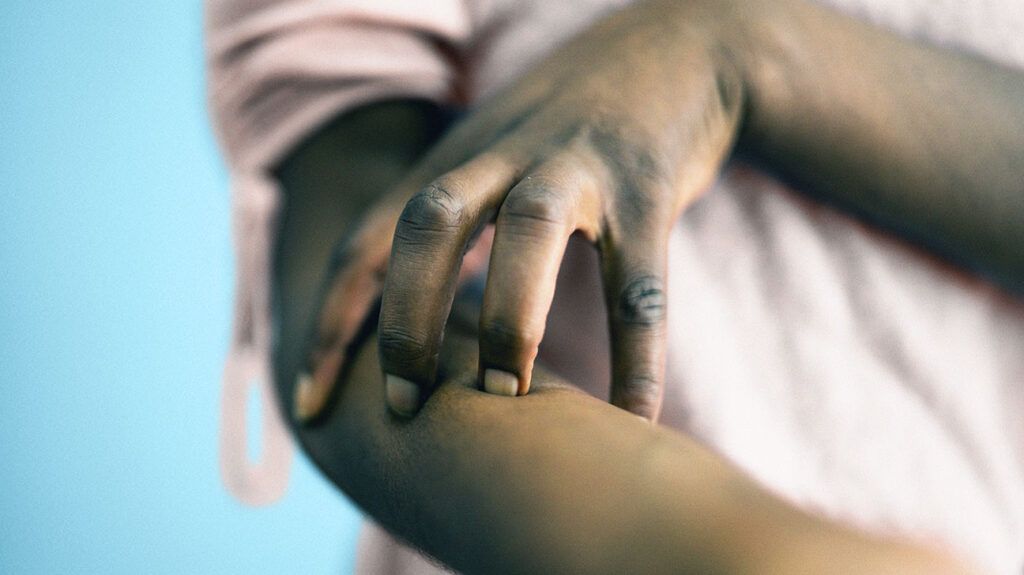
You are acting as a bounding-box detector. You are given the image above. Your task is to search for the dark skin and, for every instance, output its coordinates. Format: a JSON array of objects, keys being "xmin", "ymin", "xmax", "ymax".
[
  {"xmin": 288, "ymin": 0, "xmax": 1024, "ymax": 423},
  {"xmin": 280, "ymin": 296, "xmax": 978, "ymax": 573},
  {"xmin": 268, "ymin": 102, "xmax": 981, "ymax": 575},
  {"xmin": 268, "ymin": 0, "xmax": 1022, "ymax": 570}
]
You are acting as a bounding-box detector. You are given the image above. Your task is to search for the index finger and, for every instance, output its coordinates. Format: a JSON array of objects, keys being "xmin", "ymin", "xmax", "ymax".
[{"xmin": 378, "ymin": 154, "xmax": 520, "ymax": 416}]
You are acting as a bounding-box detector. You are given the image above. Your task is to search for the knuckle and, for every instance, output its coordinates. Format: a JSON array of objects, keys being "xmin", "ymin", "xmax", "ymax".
[
  {"xmin": 617, "ymin": 374, "xmax": 661, "ymax": 399},
  {"xmin": 616, "ymin": 274, "xmax": 667, "ymax": 327},
  {"xmin": 397, "ymin": 183, "xmax": 465, "ymax": 237},
  {"xmin": 501, "ymin": 184, "xmax": 569, "ymax": 227},
  {"xmin": 377, "ymin": 327, "xmax": 433, "ymax": 366},
  {"xmin": 614, "ymin": 374, "xmax": 662, "ymax": 414},
  {"xmin": 480, "ymin": 317, "xmax": 541, "ymax": 357}
]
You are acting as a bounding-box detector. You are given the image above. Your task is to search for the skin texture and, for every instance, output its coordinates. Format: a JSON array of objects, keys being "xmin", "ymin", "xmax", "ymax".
[
  {"xmin": 739, "ymin": 0, "xmax": 1024, "ymax": 288},
  {"xmin": 290, "ymin": 308, "xmax": 978, "ymax": 574},
  {"xmin": 269, "ymin": 100, "xmax": 982, "ymax": 575},
  {"xmin": 291, "ymin": 0, "xmax": 1024, "ymax": 423},
  {"xmin": 266, "ymin": 0, "xmax": 1024, "ymax": 568},
  {"xmin": 293, "ymin": 0, "xmax": 751, "ymax": 421}
]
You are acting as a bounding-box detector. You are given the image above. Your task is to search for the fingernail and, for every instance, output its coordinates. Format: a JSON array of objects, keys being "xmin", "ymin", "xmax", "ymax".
[
  {"xmin": 293, "ymin": 372, "xmax": 319, "ymax": 422},
  {"xmin": 385, "ymin": 375, "xmax": 420, "ymax": 417},
  {"xmin": 483, "ymin": 369, "xmax": 519, "ymax": 397}
]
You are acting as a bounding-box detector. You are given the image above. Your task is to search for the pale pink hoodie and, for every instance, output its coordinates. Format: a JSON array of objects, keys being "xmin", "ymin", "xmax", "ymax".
[{"xmin": 205, "ymin": 1, "xmax": 1024, "ymax": 573}]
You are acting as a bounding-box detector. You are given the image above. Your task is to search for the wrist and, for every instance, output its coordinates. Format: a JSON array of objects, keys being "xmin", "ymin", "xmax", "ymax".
[
  {"xmin": 702, "ymin": 0, "xmax": 794, "ymax": 155},
  {"xmin": 647, "ymin": 0, "xmax": 788, "ymax": 159}
]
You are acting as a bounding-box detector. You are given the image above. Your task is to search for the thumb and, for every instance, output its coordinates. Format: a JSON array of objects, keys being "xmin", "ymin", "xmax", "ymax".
[{"xmin": 293, "ymin": 212, "xmax": 395, "ymax": 424}]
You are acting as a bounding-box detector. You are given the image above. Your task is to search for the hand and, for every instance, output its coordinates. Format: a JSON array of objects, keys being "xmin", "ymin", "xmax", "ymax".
[{"xmin": 295, "ymin": 0, "xmax": 750, "ymax": 421}]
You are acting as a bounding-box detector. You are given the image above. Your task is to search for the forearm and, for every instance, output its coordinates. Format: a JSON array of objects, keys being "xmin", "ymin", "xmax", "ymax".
[
  {"xmin": 727, "ymin": 0, "xmax": 1024, "ymax": 289},
  {"xmin": 292, "ymin": 323, "xmax": 971, "ymax": 575}
]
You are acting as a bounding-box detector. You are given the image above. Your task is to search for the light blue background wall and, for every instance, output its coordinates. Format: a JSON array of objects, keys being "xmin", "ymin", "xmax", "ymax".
[{"xmin": 0, "ymin": 2, "xmax": 362, "ymax": 573}]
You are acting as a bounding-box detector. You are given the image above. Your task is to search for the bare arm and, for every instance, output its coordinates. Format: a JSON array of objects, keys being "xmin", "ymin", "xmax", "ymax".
[
  {"xmin": 268, "ymin": 103, "xmax": 975, "ymax": 574},
  {"xmin": 735, "ymin": 0, "xmax": 1024, "ymax": 290},
  {"xmin": 290, "ymin": 314, "xmax": 974, "ymax": 575},
  {"xmin": 262, "ymin": 7, "xmax": 1024, "ymax": 564}
]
